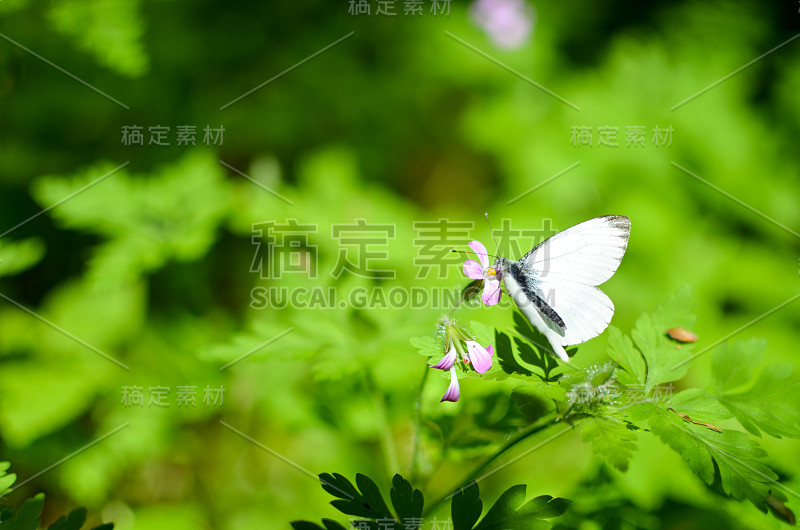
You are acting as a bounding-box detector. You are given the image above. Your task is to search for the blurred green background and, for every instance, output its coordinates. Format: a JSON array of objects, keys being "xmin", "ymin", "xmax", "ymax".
[{"xmin": 1, "ymin": 0, "xmax": 799, "ymax": 528}]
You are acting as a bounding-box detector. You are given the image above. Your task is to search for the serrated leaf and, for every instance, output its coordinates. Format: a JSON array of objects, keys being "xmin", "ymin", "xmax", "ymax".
[
  {"xmin": 389, "ymin": 474, "xmax": 423, "ymax": 523},
  {"xmin": 512, "ymin": 312, "xmax": 569, "ymax": 378},
  {"xmin": 474, "ymin": 485, "xmax": 570, "ymax": 530},
  {"xmin": 0, "ymin": 461, "xmax": 16, "ymax": 496},
  {"xmin": 318, "ymin": 472, "xmax": 397, "ymax": 526},
  {"xmin": 468, "ymin": 321, "xmax": 494, "ymax": 346},
  {"xmin": 606, "ymin": 326, "xmax": 645, "ymax": 385},
  {"xmin": 5, "ymin": 493, "xmax": 45, "ymax": 530},
  {"xmin": 493, "ymin": 330, "xmax": 532, "ymax": 379},
  {"xmin": 631, "ymin": 312, "xmax": 694, "ymax": 392},
  {"xmin": 48, "ymin": 507, "xmax": 87, "ymax": 530},
  {"xmin": 580, "ymin": 416, "xmax": 638, "ymax": 471},
  {"xmin": 452, "ymin": 483, "xmax": 483, "ymax": 530},
  {"xmin": 410, "ymin": 336, "xmax": 442, "ymax": 359},
  {"xmin": 708, "ymin": 340, "xmax": 800, "ymax": 439},
  {"xmin": 710, "ymin": 339, "xmax": 765, "ymax": 392},
  {"xmin": 668, "ymin": 389, "xmax": 733, "ymax": 422},
  {"xmin": 645, "ymin": 403, "xmax": 782, "ymax": 510}
]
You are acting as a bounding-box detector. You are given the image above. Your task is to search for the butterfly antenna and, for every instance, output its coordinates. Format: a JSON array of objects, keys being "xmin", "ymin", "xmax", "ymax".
[{"xmin": 484, "ymin": 213, "xmax": 500, "ymax": 255}]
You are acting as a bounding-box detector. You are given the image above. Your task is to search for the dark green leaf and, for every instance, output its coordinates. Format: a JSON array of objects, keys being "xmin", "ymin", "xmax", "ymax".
[
  {"xmin": 48, "ymin": 507, "xmax": 87, "ymax": 530},
  {"xmin": 318, "ymin": 473, "xmax": 397, "ymax": 525},
  {"xmin": 451, "ymin": 482, "xmax": 482, "ymax": 530},
  {"xmin": 290, "ymin": 522, "xmax": 326, "ymax": 530},
  {"xmin": 475, "ymin": 486, "xmax": 570, "ymax": 529},
  {"xmin": 389, "ymin": 474, "xmax": 423, "ymax": 524},
  {"xmin": 3, "ymin": 493, "xmax": 44, "ymax": 530}
]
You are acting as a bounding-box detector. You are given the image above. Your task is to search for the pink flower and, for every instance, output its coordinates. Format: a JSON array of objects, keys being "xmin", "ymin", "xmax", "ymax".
[
  {"xmin": 441, "ymin": 368, "xmax": 461, "ymax": 402},
  {"xmin": 470, "ymin": 0, "xmax": 534, "ymax": 50},
  {"xmin": 430, "ymin": 333, "xmax": 494, "ymax": 402},
  {"xmin": 462, "ymin": 240, "xmax": 502, "ymax": 305},
  {"xmin": 466, "ymin": 340, "xmax": 494, "ymax": 373}
]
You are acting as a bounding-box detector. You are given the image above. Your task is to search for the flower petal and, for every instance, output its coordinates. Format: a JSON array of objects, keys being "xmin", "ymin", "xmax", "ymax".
[
  {"xmin": 468, "ymin": 240, "xmax": 490, "ymax": 269},
  {"xmin": 431, "ymin": 343, "xmax": 457, "ymax": 370},
  {"xmin": 486, "ymin": 345, "xmax": 494, "ymax": 357},
  {"xmin": 482, "ymin": 279, "xmax": 502, "ymax": 305},
  {"xmin": 466, "ymin": 340, "xmax": 493, "ymax": 373},
  {"xmin": 440, "ymin": 367, "xmax": 460, "ymax": 402},
  {"xmin": 462, "ymin": 260, "xmax": 485, "ymax": 280}
]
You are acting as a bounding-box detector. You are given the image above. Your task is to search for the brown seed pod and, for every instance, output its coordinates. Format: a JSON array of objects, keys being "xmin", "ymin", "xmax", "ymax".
[{"xmin": 667, "ymin": 327, "xmax": 698, "ymax": 343}]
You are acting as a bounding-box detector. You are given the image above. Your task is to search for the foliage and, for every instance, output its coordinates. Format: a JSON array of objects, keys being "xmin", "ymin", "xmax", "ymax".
[
  {"xmin": 0, "ymin": 0, "xmax": 798, "ymax": 528},
  {"xmin": 0, "ymin": 462, "xmax": 112, "ymax": 529},
  {"xmin": 410, "ymin": 287, "xmax": 797, "ymax": 525},
  {"xmin": 290, "ymin": 473, "xmax": 569, "ymax": 529}
]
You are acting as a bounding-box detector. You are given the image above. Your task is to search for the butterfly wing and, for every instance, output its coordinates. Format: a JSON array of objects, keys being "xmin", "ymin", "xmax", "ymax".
[
  {"xmin": 533, "ymin": 280, "xmax": 615, "ymax": 346},
  {"xmin": 502, "ymin": 267, "xmax": 571, "ymax": 362},
  {"xmin": 521, "ymin": 215, "xmax": 630, "ymax": 286},
  {"xmin": 517, "ymin": 215, "xmax": 630, "ymax": 347}
]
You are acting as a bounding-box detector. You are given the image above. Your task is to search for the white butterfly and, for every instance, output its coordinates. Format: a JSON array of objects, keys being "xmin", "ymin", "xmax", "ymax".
[{"xmin": 483, "ymin": 215, "xmax": 631, "ymax": 362}]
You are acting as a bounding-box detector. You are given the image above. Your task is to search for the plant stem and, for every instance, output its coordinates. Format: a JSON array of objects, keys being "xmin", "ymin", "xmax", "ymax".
[
  {"xmin": 410, "ymin": 365, "xmax": 431, "ymax": 483},
  {"xmin": 423, "ymin": 415, "xmax": 565, "ymax": 516},
  {"xmin": 364, "ymin": 370, "xmax": 401, "ymax": 479}
]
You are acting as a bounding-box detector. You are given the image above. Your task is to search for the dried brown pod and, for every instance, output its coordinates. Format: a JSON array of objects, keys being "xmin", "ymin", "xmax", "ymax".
[{"xmin": 667, "ymin": 327, "xmax": 698, "ymax": 343}]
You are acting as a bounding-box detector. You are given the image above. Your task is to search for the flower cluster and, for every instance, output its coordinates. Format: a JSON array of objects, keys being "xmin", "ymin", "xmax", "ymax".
[
  {"xmin": 429, "ymin": 240, "xmax": 505, "ymax": 402},
  {"xmin": 430, "ymin": 318, "xmax": 494, "ymax": 402}
]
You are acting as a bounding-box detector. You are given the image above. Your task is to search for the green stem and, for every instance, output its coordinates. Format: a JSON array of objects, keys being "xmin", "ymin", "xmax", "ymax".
[
  {"xmin": 364, "ymin": 370, "xmax": 401, "ymax": 479},
  {"xmin": 410, "ymin": 365, "xmax": 431, "ymax": 483},
  {"xmin": 423, "ymin": 415, "xmax": 565, "ymax": 517}
]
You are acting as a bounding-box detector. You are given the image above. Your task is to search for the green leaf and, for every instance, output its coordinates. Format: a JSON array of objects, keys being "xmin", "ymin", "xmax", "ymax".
[
  {"xmin": 289, "ymin": 523, "xmax": 322, "ymax": 530},
  {"xmin": 410, "ymin": 336, "xmax": 442, "ymax": 359},
  {"xmin": 0, "ymin": 238, "xmax": 45, "ymax": 278},
  {"xmin": 451, "ymin": 483, "xmax": 483, "ymax": 530},
  {"xmin": 709, "ymin": 340, "xmax": 800, "ymax": 439},
  {"xmin": 474, "ymin": 486, "xmax": 570, "ymax": 530},
  {"xmin": 580, "ymin": 416, "xmax": 638, "ymax": 471},
  {"xmin": 389, "ymin": 474, "xmax": 423, "ymax": 523},
  {"xmin": 606, "ymin": 326, "xmax": 645, "ymax": 385},
  {"xmin": 5, "ymin": 493, "xmax": 44, "ymax": 530},
  {"xmin": 644, "ymin": 403, "xmax": 783, "ymax": 510},
  {"xmin": 47, "ymin": 0, "xmax": 148, "ymax": 77},
  {"xmin": 302, "ymin": 473, "xmax": 570, "ymax": 530},
  {"xmin": 668, "ymin": 389, "xmax": 732, "ymax": 422},
  {"xmin": 617, "ymin": 287, "xmax": 697, "ymax": 394},
  {"xmin": 48, "ymin": 507, "xmax": 87, "ymax": 530},
  {"xmin": 468, "ymin": 321, "xmax": 495, "ymax": 346},
  {"xmin": 290, "ymin": 522, "xmax": 338, "ymax": 530},
  {"xmin": 0, "ymin": 461, "xmax": 16, "ymax": 496},
  {"xmin": 317, "ymin": 472, "xmax": 397, "ymax": 527},
  {"xmin": 631, "ymin": 312, "xmax": 692, "ymax": 392},
  {"xmin": 710, "ymin": 339, "xmax": 765, "ymax": 392},
  {"xmin": 512, "ymin": 312, "xmax": 569, "ymax": 379},
  {"xmin": 493, "ymin": 330, "xmax": 532, "ymax": 379}
]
